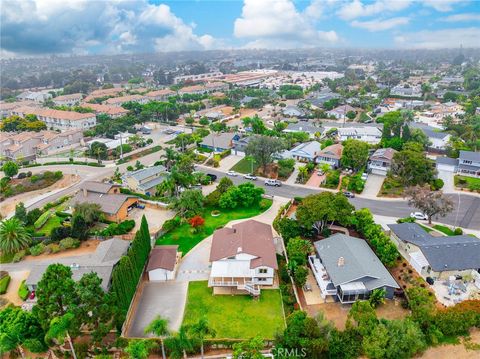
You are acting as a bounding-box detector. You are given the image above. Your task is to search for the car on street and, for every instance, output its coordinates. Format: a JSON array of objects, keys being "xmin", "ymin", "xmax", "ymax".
[
  {"xmin": 206, "ymin": 173, "xmax": 217, "ymax": 182},
  {"xmin": 343, "ymin": 191, "xmax": 355, "ymax": 198},
  {"xmin": 265, "ymin": 179, "xmax": 282, "ymax": 187},
  {"xmin": 226, "ymin": 170, "xmax": 238, "ymax": 177},
  {"xmin": 244, "ymin": 173, "xmax": 257, "ymax": 180},
  {"xmin": 410, "ymin": 212, "xmax": 428, "ymax": 220}
]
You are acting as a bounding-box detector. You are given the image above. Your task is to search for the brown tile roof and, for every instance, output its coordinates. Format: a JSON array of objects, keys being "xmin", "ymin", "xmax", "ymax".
[
  {"xmin": 71, "ymin": 191, "xmax": 136, "ymax": 215},
  {"xmin": 179, "ymin": 85, "xmax": 205, "ymax": 93},
  {"xmin": 146, "ymin": 245, "xmax": 179, "ymax": 271},
  {"xmin": 81, "ymin": 181, "xmax": 118, "ymax": 194},
  {"xmin": 104, "ymin": 94, "xmax": 145, "ymax": 105},
  {"xmin": 370, "ymin": 148, "xmax": 397, "ymax": 162},
  {"xmin": 13, "ymin": 106, "xmax": 96, "ymax": 121},
  {"xmin": 209, "ymin": 220, "xmax": 278, "ymax": 269},
  {"xmin": 81, "ymin": 103, "xmax": 129, "ymax": 116},
  {"xmin": 319, "ymin": 143, "xmax": 343, "ymax": 160},
  {"xmin": 54, "ymin": 93, "xmax": 83, "ymax": 101},
  {"xmin": 145, "ymin": 89, "xmax": 175, "ymax": 98}
]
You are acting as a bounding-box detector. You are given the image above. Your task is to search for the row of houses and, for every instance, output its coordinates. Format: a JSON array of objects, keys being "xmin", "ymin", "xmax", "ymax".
[
  {"xmin": 437, "ymin": 150, "xmax": 480, "ymax": 178},
  {"xmin": 0, "ymin": 130, "xmax": 83, "ymax": 161}
]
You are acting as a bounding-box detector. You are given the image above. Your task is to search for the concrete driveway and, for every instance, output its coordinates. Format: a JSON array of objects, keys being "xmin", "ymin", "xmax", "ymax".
[
  {"xmin": 130, "ymin": 206, "xmax": 175, "ymax": 233},
  {"xmin": 362, "ymin": 174, "xmax": 385, "ymax": 199},
  {"xmin": 127, "ymin": 281, "xmax": 188, "ymax": 337},
  {"xmin": 176, "ymin": 236, "xmax": 212, "ymax": 281},
  {"xmin": 437, "ymin": 169, "xmax": 455, "ymax": 193}
]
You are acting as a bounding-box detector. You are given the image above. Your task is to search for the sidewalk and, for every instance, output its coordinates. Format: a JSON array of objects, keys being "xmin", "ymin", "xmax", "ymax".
[
  {"xmin": 285, "ymin": 162, "xmax": 301, "ymax": 185},
  {"xmin": 216, "ymin": 154, "xmax": 244, "ymax": 172}
]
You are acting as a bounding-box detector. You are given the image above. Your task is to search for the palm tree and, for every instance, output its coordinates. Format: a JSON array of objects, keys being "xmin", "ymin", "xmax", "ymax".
[
  {"xmin": 0, "ymin": 218, "xmax": 31, "ymax": 254},
  {"xmin": 164, "ymin": 325, "xmax": 193, "ymax": 359},
  {"xmin": 144, "ymin": 315, "xmax": 169, "ymax": 359},
  {"xmin": 162, "ymin": 147, "xmax": 179, "ymax": 171},
  {"xmin": 188, "ymin": 317, "xmax": 216, "ymax": 359}
]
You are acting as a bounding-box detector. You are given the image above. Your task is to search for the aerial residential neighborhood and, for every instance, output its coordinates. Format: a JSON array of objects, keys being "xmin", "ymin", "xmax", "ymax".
[{"xmin": 0, "ymin": 1, "xmax": 480, "ymax": 358}]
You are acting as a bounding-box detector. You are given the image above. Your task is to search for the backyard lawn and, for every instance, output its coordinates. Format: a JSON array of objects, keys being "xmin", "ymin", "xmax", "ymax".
[
  {"xmin": 182, "ymin": 281, "xmax": 285, "ymax": 339},
  {"xmin": 156, "ymin": 200, "xmax": 272, "ymax": 254},
  {"xmin": 230, "ymin": 157, "xmax": 259, "ymax": 174}
]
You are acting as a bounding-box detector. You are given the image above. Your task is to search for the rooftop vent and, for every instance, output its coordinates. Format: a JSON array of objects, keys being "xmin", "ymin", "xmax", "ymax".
[{"xmin": 337, "ymin": 257, "xmax": 345, "ymax": 267}]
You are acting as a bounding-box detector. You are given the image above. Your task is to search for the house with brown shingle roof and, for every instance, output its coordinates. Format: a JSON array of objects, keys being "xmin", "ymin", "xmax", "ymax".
[
  {"xmin": 315, "ymin": 143, "xmax": 343, "ymax": 168},
  {"xmin": 208, "ymin": 220, "xmax": 278, "ymax": 296},
  {"xmin": 146, "ymin": 245, "xmax": 180, "ymax": 281}
]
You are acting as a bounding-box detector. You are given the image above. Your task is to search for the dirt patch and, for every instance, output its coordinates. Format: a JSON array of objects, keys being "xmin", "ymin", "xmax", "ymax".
[
  {"xmin": 376, "ymin": 299, "xmax": 410, "ymax": 321},
  {"xmin": 22, "ymin": 239, "xmax": 100, "ymax": 262},
  {"xmin": 419, "ymin": 329, "xmax": 480, "ymax": 358},
  {"xmin": 0, "ymin": 174, "xmax": 80, "ymax": 217},
  {"xmin": 305, "ymin": 302, "xmax": 351, "ymax": 330}
]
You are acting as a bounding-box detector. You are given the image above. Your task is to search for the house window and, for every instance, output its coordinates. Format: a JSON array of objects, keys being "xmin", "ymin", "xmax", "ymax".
[
  {"xmin": 257, "ymin": 278, "xmax": 267, "ymax": 282},
  {"xmin": 259, "ymin": 268, "xmax": 268, "ymax": 274}
]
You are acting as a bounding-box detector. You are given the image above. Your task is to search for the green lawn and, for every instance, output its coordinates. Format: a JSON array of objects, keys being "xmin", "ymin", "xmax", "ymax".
[
  {"xmin": 230, "ymin": 157, "xmax": 259, "ymax": 174},
  {"xmin": 419, "ymin": 224, "xmax": 434, "ymax": 233},
  {"xmin": 454, "ymin": 175, "xmax": 480, "ymax": 192},
  {"xmin": 156, "ymin": 201, "xmax": 272, "ymax": 254},
  {"xmin": 38, "ymin": 215, "xmax": 64, "ymax": 236},
  {"xmin": 182, "ymin": 281, "xmax": 285, "ymax": 339},
  {"xmin": 433, "ymin": 224, "xmax": 456, "ymax": 236}
]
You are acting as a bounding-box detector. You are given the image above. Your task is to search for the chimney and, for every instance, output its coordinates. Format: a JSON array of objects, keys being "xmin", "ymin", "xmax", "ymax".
[
  {"xmin": 83, "ymin": 187, "xmax": 87, "ymax": 197},
  {"xmin": 337, "ymin": 257, "xmax": 345, "ymax": 267}
]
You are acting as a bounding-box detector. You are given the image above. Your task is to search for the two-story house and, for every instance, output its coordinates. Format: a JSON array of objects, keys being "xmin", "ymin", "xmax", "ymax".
[
  {"xmin": 315, "ymin": 143, "xmax": 343, "ymax": 168},
  {"xmin": 104, "ymin": 94, "xmax": 148, "ymax": 107},
  {"xmin": 458, "ymin": 150, "xmax": 480, "ymax": 178},
  {"xmin": 368, "ymin": 148, "xmax": 397, "ymax": 175},
  {"xmin": 208, "ymin": 220, "xmax": 278, "ymax": 296},
  {"xmin": 145, "ymin": 89, "xmax": 176, "ymax": 102},
  {"xmin": 124, "ymin": 165, "xmax": 168, "ymax": 196},
  {"xmin": 53, "ymin": 93, "xmax": 84, "ymax": 107}
]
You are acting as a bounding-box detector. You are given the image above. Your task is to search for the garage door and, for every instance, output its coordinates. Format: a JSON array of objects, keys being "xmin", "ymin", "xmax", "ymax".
[{"xmin": 437, "ymin": 163, "xmax": 455, "ymax": 172}]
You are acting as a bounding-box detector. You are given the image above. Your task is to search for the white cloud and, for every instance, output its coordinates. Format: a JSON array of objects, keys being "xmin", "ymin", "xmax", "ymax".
[
  {"xmin": 422, "ymin": 0, "xmax": 467, "ymax": 12},
  {"xmin": 0, "ymin": 0, "xmax": 218, "ymax": 55},
  {"xmin": 234, "ymin": 0, "xmax": 339, "ymax": 49},
  {"xmin": 394, "ymin": 27, "xmax": 480, "ymax": 48},
  {"xmin": 441, "ymin": 13, "xmax": 480, "ymax": 22},
  {"xmin": 337, "ymin": 0, "xmax": 412, "ymax": 20},
  {"xmin": 351, "ymin": 17, "xmax": 410, "ymax": 31}
]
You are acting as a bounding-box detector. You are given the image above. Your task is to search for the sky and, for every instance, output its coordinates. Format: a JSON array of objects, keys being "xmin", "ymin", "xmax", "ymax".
[{"xmin": 1, "ymin": 0, "xmax": 480, "ymax": 57}]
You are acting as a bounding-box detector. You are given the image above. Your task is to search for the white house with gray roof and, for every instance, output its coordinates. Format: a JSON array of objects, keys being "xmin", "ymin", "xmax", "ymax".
[
  {"xmin": 25, "ymin": 238, "xmax": 130, "ymax": 292},
  {"xmin": 124, "ymin": 165, "xmax": 168, "ymax": 196},
  {"xmin": 389, "ymin": 223, "xmax": 480, "ymax": 280},
  {"xmin": 458, "ymin": 150, "xmax": 480, "ymax": 178},
  {"xmin": 309, "ymin": 234, "xmax": 399, "ymax": 303},
  {"xmin": 286, "ymin": 141, "xmax": 321, "ymax": 162}
]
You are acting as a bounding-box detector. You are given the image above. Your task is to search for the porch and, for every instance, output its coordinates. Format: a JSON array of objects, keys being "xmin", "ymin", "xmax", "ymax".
[{"xmin": 308, "ymin": 255, "xmax": 337, "ymax": 299}]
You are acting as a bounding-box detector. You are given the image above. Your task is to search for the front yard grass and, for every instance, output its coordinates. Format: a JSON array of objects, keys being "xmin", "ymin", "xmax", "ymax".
[
  {"xmin": 454, "ymin": 175, "xmax": 480, "ymax": 192},
  {"xmin": 379, "ymin": 176, "xmax": 404, "ymax": 197},
  {"xmin": 182, "ymin": 281, "xmax": 285, "ymax": 339},
  {"xmin": 229, "ymin": 157, "xmax": 259, "ymax": 174},
  {"xmin": 433, "ymin": 224, "xmax": 456, "ymax": 236},
  {"xmin": 156, "ymin": 200, "xmax": 272, "ymax": 254}
]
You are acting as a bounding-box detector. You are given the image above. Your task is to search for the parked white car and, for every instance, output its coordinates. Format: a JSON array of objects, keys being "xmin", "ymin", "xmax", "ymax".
[
  {"xmin": 361, "ymin": 173, "xmax": 368, "ymax": 181},
  {"xmin": 226, "ymin": 170, "xmax": 238, "ymax": 177},
  {"xmin": 244, "ymin": 173, "xmax": 257, "ymax": 180},
  {"xmin": 410, "ymin": 212, "xmax": 428, "ymax": 220},
  {"xmin": 264, "ymin": 179, "xmax": 282, "ymax": 187}
]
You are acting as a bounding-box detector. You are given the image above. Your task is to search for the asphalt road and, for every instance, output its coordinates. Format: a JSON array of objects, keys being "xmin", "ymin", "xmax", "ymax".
[{"xmin": 199, "ymin": 168, "xmax": 480, "ymax": 230}]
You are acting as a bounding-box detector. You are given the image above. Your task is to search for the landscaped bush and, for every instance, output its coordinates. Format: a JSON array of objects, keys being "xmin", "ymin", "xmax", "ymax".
[
  {"xmin": 34, "ymin": 210, "xmax": 52, "ymax": 229},
  {"xmin": 12, "ymin": 250, "xmax": 26, "ymax": 263},
  {"xmin": 430, "ymin": 178, "xmax": 444, "ymax": 191},
  {"xmin": 259, "ymin": 198, "xmax": 272, "ymax": 210},
  {"xmin": 277, "ymin": 158, "xmax": 295, "ymax": 179},
  {"xmin": 205, "ymin": 190, "xmax": 222, "ymax": 207},
  {"xmin": 46, "ymin": 243, "xmax": 61, "ymax": 254},
  {"xmin": 99, "ymin": 220, "xmax": 136, "ymax": 236},
  {"xmin": 0, "ymin": 275, "xmax": 11, "ymax": 294},
  {"xmin": 162, "ymin": 217, "xmax": 181, "ymax": 233},
  {"xmin": 59, "ymin": 237, "xmax": 81, "ymax": 250},
  {"xmin": 55, "ymin": 211, "xmax": 71, "ymax": 218},
  {"xmin": 29, "ymin": 243, "xmax": 46, "ymax": 256},
  {"xmin": 397, "ymin": 216, "xmax": 416, "ymax": 223},
  {"xmin": 18, "ymin": 280, "xmax": 29, "ymax": 300},
  {"xmin": 454, "ymin": 227, "xmax": 463, "ymax": 235},
  {"xmin": 50, "ymin": 226, "xmax": 71, "ymax": 242},
  {"xmin": 323, "ymin": 170, "xmax": 340, "ymax": 189}
]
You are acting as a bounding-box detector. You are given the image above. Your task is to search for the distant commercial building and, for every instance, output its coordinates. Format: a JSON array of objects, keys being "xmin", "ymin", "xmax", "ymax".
[{"xmin": 173, "ymin": 72, "xmax": 222, "ymax": 84}]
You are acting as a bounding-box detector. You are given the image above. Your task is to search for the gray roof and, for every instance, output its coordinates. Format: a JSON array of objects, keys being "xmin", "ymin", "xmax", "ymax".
[
  {"xmin": 127, "ymin": 165, "xmax": 167, "ymax": 182},
  {"xmin": 289, "ymin": 141, "xmax": 321, "ymax": 157},
  {"xmin": 436, "ymin": 157, "xmax": 458, "ymax": 166},
  {"xmin": 459, "ymin": 150, "xmax": 480, "ymax": 162},
  {"xmin": 314, "ymin": 234, "xmax": 399, "ymax": 290},
  {"xmin": 388, "ymin": 223, "xmax": 480, "ymax": 271},
  {"xmin": 72, "ymin": 191, "xmax": 136, "ymax": 215},
  {"xmin": 410, "ymin": 123, "xmax": 450, "ymax": 140},
  {"xmin": 282, "ymin": 106, "xmax": 305, "ymax": 117},
  {"xmin": 82, "ymin": 181, "xmax": 118, "ymax": 194},
  {"xmin": 201, "ymin": 132, "xmax": 236, "ymax": 150},
  {"xmin": 26, "ymin": 238, "xmax": 130, "ymax": 290},
  {"xmin": 285, "ymin": 121, "xmax": 323, "ymax": 134}
]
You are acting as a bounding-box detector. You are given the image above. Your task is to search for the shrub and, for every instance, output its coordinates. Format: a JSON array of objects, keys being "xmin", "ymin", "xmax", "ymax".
[
  {"xmin": 117, "ymin": 219, "xmax": 135, "ymax": 234},
  {"xmin": 26, "ymin": 171, "xmax": 32, "ymax": 177},
  {"xmin": 34, "ymin": 210, "xmax": 52, "ymax": 229},
  {"xmin": 430, "ymin": 178, "xmax": 444, "ymax": 191},
  {"xmin": 0, "ymin": 275, "xmax": 11, "ymax": 294},
  {"xmin": 259, "ymin": 198, "xmax": 271, "ymax": 210},
  {"xmin": 205, "ymin": 190, "xmax": 222, "ymax": 207},
  {"xmin": 162, "ymin": 217, "xmax": 181, "ymax": 233},
  {"xmin": 397, "ymin": 216, "xmax": 416, "ymax": 223},
  {"xmin": 29, "ymin": 243, "xmax": 46, "ymax": 256},
  {"xmin": 18, "ymin": 280, "xmax": 29, "ymax": 300},
  {"xmin": 50, "ymin": 226, "xmax": 71, "ymax": 242},
  {"xmin": 30, "ymin": 175, "xmax": 40, "ymax": 183},
  {"xmin": 454, "ymin": 227, "xmax": 463, "ymax": 235},
  {"xmin": 46, "ymin": 243, "xmax": 61, "ymax": 254},
  {"xmin": 12, "ymin": 250, "xmax": 26, "ymax": 263},
  {"xmin": 59, "ymin": 237, "xmax": 81, "ymax": 250}
]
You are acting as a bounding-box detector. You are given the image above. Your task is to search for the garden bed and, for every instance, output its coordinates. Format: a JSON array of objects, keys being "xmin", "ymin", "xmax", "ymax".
[
  {"xmin": 379, "ymin": 176, "xmax": 404, "ymax": 197},
  {"xmin": 156, "ymin": 200, "xmax": 272, "ymax": 254},
  {"xmin": 182, "ymin": 281, "xmax": 285, "ymax": 339}
]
